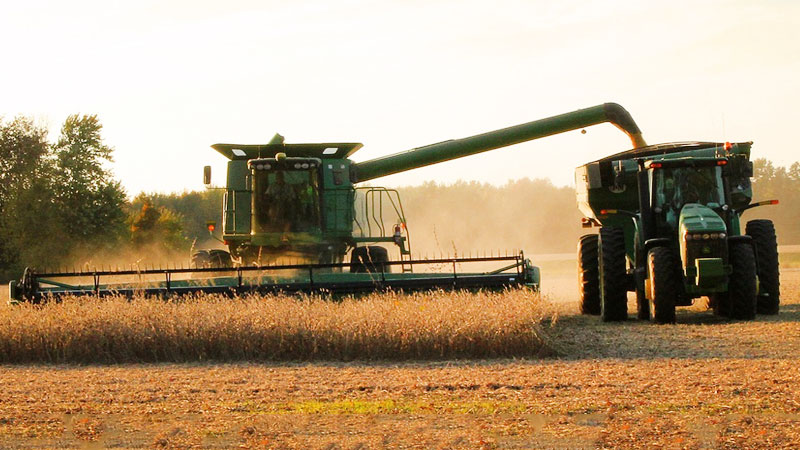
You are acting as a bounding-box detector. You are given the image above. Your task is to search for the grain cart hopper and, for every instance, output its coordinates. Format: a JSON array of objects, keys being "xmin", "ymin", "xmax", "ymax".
[
  {"xmin": 576, "ymin": 142, "xmax": 780, "ymax": 323},
  {"xmin": 11, "ymin": 103, "xmax": 645, "ymax": 302}
]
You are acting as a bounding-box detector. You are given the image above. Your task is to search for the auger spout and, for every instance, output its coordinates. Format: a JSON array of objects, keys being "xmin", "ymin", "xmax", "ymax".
[{"xmin": 353, "ymin": 103, "xmax": 645, "ymax": 182}]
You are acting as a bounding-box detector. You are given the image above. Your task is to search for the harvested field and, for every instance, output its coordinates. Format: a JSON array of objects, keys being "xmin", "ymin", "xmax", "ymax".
[{"xmin": 0, "ymin": 265, "xmax": 799, "ymax": 448}]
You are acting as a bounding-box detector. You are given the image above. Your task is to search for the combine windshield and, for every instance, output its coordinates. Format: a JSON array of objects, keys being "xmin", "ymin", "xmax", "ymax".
[
  {"xmin": 653, "ymin": 165, "xmax": 725, "ymax": 211},
  {"xmin": 253, "ymin": 169, "xmax": 321, "ymax": 233}
]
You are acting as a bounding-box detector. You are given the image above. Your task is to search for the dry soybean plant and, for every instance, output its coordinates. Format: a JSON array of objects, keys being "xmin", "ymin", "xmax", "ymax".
[{"xmin": 0, "ymin": 289, "xmax": 550, "ymax": 363}]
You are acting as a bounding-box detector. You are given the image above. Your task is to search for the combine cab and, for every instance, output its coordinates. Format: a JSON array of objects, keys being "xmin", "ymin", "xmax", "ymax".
[
  {"xmin": 575, "ymin": 142, "xmax": 780, "ymax": 323},
  {"xmin": 10, "ymin": 103, "xmax": 652, "ymax": 302}
]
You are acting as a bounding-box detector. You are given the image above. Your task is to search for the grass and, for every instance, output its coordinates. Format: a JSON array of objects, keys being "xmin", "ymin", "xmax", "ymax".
[{"xmin": 0, "ymin": 289, "xmax": 549, "ymax": 363}]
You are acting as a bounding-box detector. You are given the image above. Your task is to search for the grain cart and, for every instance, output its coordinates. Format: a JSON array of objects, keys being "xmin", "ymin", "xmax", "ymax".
[
  {"xmin": 11, "ymin": 103, "xmax": 645, "ymax": 302},
  {"xmin": 575, "ymin": 142, "xmax": 780, "ymax": 323}
]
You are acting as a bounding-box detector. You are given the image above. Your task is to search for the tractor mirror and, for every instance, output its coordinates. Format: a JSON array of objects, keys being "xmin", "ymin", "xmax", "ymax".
[{"xmin": 203, "ymin": 166, "xmax": 211, "ymax": 185}]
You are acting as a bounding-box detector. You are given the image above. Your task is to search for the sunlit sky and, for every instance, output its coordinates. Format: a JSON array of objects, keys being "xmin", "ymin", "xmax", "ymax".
[{"xmin": 2, "ymin": 0, "xmax": 798, "ymax": 196}]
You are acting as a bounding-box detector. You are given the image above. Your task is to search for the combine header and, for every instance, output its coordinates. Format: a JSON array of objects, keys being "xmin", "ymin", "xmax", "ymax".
[{"xmin": 10, "ymin": 103, "xmax": 647, "ymax": 302}]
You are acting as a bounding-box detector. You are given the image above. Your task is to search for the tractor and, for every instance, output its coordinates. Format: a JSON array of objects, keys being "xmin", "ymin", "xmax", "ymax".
[{"xmin": 576, "ymin": 142, "xmax": 780, "ymax": 323}]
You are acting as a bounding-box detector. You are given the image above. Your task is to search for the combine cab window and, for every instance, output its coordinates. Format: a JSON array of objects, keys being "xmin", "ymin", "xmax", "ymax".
[{"xmin": 253, "ymin": 169, "xmax": 321, "ymax": 233}]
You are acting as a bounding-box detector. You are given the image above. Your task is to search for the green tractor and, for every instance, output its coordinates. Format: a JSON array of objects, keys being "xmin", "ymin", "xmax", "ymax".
[{"xmin": 576, "ymin": 142, "xmax": 780, "ymax": 323}]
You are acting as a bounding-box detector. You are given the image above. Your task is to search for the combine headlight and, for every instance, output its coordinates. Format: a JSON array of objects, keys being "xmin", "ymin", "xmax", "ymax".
[
  {"xmin": 301, "ymin": 163, "xmax": 309, "ymax": 169},
  {"xmin": 294, "ymin": 163, "xmax": 302, "ymax": 169},
  {"xmin": 702, "ymin": 234, "xmax": 711, "ymax": 240},
  {"xmin": 710, "ymin": 233, "xmax": 719, "ymax": 239},
  {"xmin": 686, "ymin": 234, "xmax": 694, "ymax": 241},
  {"xmin": 719, "ymin": 233, "xmax": 726, "ymax": 239},
  {"xmin": 256, "ymin": 164, "xmax": 264, "ymax": 170}
]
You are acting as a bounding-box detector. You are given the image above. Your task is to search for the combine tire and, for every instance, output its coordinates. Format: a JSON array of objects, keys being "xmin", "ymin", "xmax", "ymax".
[
  {"xmin": 577, "ymin": 234, "xmax": 600, "ymax": 315},
  {"xmin": 350, "ymin": 246, "xmax": 389, "ymax": 273},
  {"xmin": 746, "ymin": 220, "xmax": 780, "ymax": 315},
  {"xmin": 647, "ymin": 247, "xmax": 677, "ymax": 324},
  {"xmin": 191, "ymin": 250, "xmax": 210, "ymax": 268},
  {"xmin": 208, "ymin": 249, "xmax": 233, "ymax": 268},
  {"xmin": 192, "ymin": 249, "xmax": 233, "ymax": 268},
  {"xmin": 599, "ymin": 227, "xmax": 627, "ymax": 321},
  {"xmin": 728, "ymin": 242, "xmax": 758, "ymax": 320}
]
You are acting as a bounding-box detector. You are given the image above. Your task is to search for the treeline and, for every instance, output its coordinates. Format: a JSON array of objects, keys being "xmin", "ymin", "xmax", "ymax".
[
  {"xmin": 0, "ymin": 116, "xmax": 196, "ymax": 281},
  {"xmin": 2, "ymin": 114, "xmax": 799, "ymax": 282}
]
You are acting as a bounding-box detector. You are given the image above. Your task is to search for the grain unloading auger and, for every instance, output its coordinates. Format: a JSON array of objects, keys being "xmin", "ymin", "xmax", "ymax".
[{"xmin": 10, "ymin": 103, "xmax": 646, "ymax": 302}]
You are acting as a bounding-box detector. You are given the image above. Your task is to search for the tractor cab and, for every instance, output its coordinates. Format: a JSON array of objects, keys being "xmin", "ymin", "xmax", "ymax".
[{"xmin": 644, "ymin": 157, "xmax": 730, "ymax": 235}]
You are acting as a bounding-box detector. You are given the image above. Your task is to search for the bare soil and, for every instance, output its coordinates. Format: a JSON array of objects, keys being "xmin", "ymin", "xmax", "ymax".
[{"xmin": 1, "ymin": 272, "xmax": 799, "ymax": 448}]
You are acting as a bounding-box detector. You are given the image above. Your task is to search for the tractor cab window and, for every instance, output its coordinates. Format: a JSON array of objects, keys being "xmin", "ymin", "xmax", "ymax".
[
  {"xmin": 253, "ymin": 169, "xmax": 320, "ymax": 233},
  {"xmin": 652, "ymin": 165, "xmax": 725, "ymax": 227}
]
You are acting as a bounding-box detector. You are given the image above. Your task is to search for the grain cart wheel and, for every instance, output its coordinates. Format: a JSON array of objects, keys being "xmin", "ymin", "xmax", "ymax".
[
  {"xmin": 746, "ymin": 219, "xmax": 780, "ymax": 315},
  {"xmin": 599, "ymin": 227, "xmax": 627, "ymax": 322},
  {"xmin": 727, "ymin": 241, "xmax": 758, "ymax": 321},
  {"xmin": 647, "ymin": 247, "xmax": 677, "ymax": 324},
  {"xmin": 350, "ymin": 246, "xmax": 389, "ymax": 273},
  {"xmin": 208, "ymin": 249, "xmax": 234, "ymax": 268},
  {"xmin": 577, "ymin": 234, "xmax": 600, "ymax": 315}
]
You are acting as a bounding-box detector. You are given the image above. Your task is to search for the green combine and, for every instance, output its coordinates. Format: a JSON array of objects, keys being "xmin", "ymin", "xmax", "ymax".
[
  {"xmin": 10, "ymin": 103, "xmax": 648, "ymax": 302},
  {"xmin": 575, "ymin": 142, "xmax": 780, "ymax": 323}
]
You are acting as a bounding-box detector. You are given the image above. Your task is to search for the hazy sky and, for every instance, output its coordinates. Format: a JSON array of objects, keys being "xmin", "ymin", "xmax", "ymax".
[{"xmin": 2, "ymin": 0, "xmax": 798, "ymax": 196}]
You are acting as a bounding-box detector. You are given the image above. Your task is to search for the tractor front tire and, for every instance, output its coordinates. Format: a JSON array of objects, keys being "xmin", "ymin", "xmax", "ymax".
[
  {"xmin": 350, "ymin": 246, "xmax": 389, "ymax": 273},
  {"xmin": 577, "ymin": 234, "xmax": 600, "ymax": 315},
  {"xmin": 599, "ymin": 227, "xmax": 628, "ymax": 322},
  {"xmin": 746, "ymin": 219, "xmax": 780, "ymax": 315},
  {"xmin": 728, "ymin": 242, "xmax": 758, "ymax": 321},
  {"xmin": 648, "ymin": 247, "xmax": 677, "ymax": 324}
]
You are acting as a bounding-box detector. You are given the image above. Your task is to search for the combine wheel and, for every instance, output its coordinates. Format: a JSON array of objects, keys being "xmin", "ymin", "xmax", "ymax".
[
  {"xmin": 746, "ymin": 220, "xmax": 780, "ymax": 315},
  {"xmin": 727, "ymin": 241, "xmax": 757, "ymax": 321},
  {"xmin": 208, "ymin": 249, "xmax": 233, "ymax": 268},
  {"xmin": 350, "ymin": 246, "xmax": 389, "ymax": 274},
  {"xmin": 577, "ymin": 234, "xmax": 600, "ymax": 315},
  {"xmin": 647, "ymin": 247, "xmax": 677, "ymax": 324},
  {"xmin": 191, "ymin": 250, "xmax": 210, "ymax": 268},
  {"xmin": 599, "ymin": 227, "xmax": 627, "ymax": 321}
]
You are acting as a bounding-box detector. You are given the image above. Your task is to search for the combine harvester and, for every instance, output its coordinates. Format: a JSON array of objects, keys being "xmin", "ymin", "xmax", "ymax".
[
  {"xmin": 575, "ymin": 142, "xmax": 780, "ymax": 323},
  {"xmin": 10, "ymin": 103, "xmax": 647, "ymax": 302}
]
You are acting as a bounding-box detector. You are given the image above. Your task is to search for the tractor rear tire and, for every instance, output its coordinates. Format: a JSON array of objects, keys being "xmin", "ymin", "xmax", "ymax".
[
  {"xmin": 350, "ymin": 246, "xmax": 389, "ymax": 273},
  {"xmin": 648, "ymin": 247, "xmax": 677, "ymax": 324},
  {"xmin": 746, "ymin": 220, "xmax": 780, "ymax": 315},
  {"xmin": 599, "ymin": 227, "xmax": 628, "ymax": 322},
  {"xmin": 728, "ymin": 242, "xmax": 758, "ymax": 321},
  {"xmin": 577, "ymin": 234, "xmax": 600, "ymax": 315}
]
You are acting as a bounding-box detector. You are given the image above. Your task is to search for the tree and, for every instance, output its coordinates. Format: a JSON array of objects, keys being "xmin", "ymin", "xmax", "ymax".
[
  {"xmin": 0, "ymin": 115, "xmax": 128, "ymax": 281},
  {"xmin": 51, "ymin": 115, "xmax": 127, "ymax": 246},
  {"xmin": 129, "ymin": 196, "xmax": 190, "ymax": 254},
  {"xmin": 0, "ymin": 117, "xmax": 51, "ymax": 279}
]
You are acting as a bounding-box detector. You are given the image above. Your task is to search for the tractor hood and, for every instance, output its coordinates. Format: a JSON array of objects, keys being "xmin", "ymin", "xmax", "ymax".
[{"xmin": 679, "ymin": 204, "xmax": 727, "ymax": 235}]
